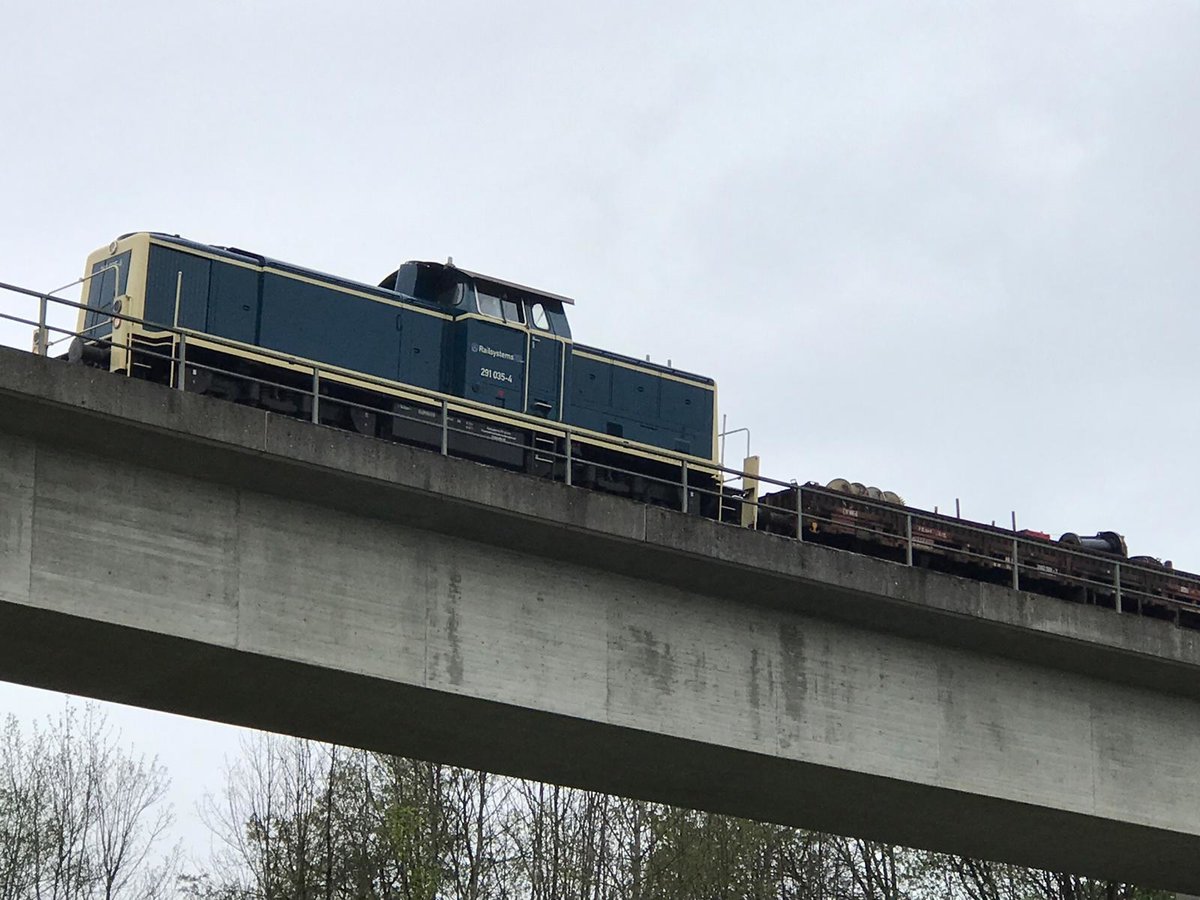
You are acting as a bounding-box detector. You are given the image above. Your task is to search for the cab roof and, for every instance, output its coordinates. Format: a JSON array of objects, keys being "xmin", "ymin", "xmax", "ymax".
[{"xmin": 381, "ymin": 260, "xmax": 576, "ymax": 306}]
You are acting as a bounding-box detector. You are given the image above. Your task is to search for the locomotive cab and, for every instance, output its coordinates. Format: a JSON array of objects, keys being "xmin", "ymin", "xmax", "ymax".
[
  {"xmin": 380, "ymin": 260, "xmax": 573, "ymax": 335},
  {"xmin": 381, "ymin": 260, "xmax": 573, "ymax": 419}
]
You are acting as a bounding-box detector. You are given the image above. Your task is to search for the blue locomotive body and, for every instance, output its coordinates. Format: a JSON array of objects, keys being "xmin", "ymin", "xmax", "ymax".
[{"xmin": 79, "ymin": 233, "xmax": 717, "ymax": 506}]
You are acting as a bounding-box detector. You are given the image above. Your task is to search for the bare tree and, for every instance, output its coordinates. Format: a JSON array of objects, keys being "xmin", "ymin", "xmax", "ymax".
[
  {"xmin": 0, "ymin": 702, "xmax": 176, "ymax": 900},
  {"xmin": 94, "ymin": 748, "xmax": 175, "ymax": 899},
  {"xmin": 0, "ymin": 714, "xmax": 47, "ymax": 900},
  {"xmin": 908, "ymin": 852, "xmax": 1173, "ymax": 900},
  {"xmin": 834, "ymin": 839, "xmax": 907, "ymax": 900},
  {"xmin": 202, "ymin": 733, "xmax": 328, "ymax": 899}
]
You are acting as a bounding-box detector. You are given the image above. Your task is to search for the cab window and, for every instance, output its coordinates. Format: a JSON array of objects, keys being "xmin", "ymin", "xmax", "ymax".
[
  {"xmin": 478, "ymin": 286, "xmax": 524, "ymax": 325},
  {"xmin": 501, "ymin": 297, "xmax": 523, "ymax": 324},
  {"xmin": 477, "ymin": 288, "xmax": 503, "ymax": 319},
  {"xmin": 525, "ymin": 298, "xmax": 569, "ymax": 337}
]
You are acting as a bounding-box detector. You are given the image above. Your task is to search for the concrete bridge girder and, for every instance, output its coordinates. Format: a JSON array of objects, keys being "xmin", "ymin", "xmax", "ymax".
[{"xmin": 0, "ymin": 347, "xmax": 1198, "ymax": 892}]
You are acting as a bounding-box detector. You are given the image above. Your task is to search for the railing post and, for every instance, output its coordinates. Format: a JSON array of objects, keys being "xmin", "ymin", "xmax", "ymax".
[
  {"xmin": 311, "ymin": 368, "xmax": 321, "ymax": 424},
  {"xmin": 37, "ymin": 294, "xmax": 48, "ymax": 356},
  {"xmin": 905, "ymin": 514, "xmax": 913, "ymax": 566},
  {"xmin": 681, "ymin": 461, "xmax": 689, "ymax": 513},
  {"xmin": 176, "ymin": 334, "xmax": 187, "ymax": 391},
  {"xmin": 1114, "ymin": 563, "xmax": 1122, "ymax": 613},
  {"xmin": 1012, "ymin": 538, "xmax": 1019, "ymax": 590},
  {"xmin": 795, "ymin": 485, "xmax": 804, "ymax": 543},
  {"xmin": 564, "ymin": 432, "xmax": 572, "ymax": 486},
  {"xmin": 440, "ymin": 400, "xmax": 449, "ymax": 456}
]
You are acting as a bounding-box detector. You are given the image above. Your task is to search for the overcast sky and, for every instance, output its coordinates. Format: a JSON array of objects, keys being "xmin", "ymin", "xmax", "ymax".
[{"xmin": 3, "ymin": 0, "xmax": 1199, "ymax": 865}]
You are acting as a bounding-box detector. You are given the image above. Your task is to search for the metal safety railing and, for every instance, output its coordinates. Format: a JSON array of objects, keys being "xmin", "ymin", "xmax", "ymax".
[{"xmin": 2, "ymin": 280, "xmax": 1198, "ymax": 630}]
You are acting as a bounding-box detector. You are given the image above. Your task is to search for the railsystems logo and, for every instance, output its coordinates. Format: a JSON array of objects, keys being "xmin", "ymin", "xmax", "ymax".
[{"xmin": 472, "ymin": 343, "xmax": 518, "ymax": 362}]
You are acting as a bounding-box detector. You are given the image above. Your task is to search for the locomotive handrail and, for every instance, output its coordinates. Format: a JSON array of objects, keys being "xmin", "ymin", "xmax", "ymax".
[
  {"xmin": 1, "ymin": 281, "xmax": 1197, "ymax": 629},
  {"xmin": 11, "ymin": 289, "xmax": 722, "ymax": 469}
]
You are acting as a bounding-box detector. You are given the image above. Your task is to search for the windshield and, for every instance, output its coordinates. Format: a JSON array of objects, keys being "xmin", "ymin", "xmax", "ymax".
[{"xmin": 83, "ymin": 250, "xmax": 131, "ymax": 338}]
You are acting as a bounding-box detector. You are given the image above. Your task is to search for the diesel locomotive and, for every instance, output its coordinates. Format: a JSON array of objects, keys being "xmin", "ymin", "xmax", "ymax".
[
  {"xmin": 72, "ymin": 232, "xmax": 721, "ymax": 511},
  {"xmin": 68, "ymin": 232, "xmax": 1200, "ymax": 629}
]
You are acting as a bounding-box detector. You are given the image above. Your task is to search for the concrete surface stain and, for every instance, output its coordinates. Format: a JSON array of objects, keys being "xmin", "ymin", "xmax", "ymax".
[
  {"xmin": 983, "ymin": 719, "xmax": 1008, "ymax": 752},
  {"xmin": 749, "ymin": 648, "xmax": 761, "ymax": 711},
  {"xmin": 447, "ymin": 570, "xmax": 464, "ymax": 685},
  {"xmin": 936, "ymin": 660, "xmax": 967, "ymax": 744},
  {"xmin": 628, "ymin": 626, "xmax": 676, "ymax": 693},
  {"xmin": 689, "ymin": 650, "xmax": 707, "ymax": 691},
  {"xmin": 779, "ymin": 622, "xmax": 807, "ymax": 720}
]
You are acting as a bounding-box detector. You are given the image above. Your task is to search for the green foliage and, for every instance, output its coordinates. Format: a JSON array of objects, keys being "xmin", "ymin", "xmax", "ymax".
[
  {"xmin": 640, "ymin": 808, "xmax": 797, "ymax": 900},
  {"xmin": 380, "ymin": 760, "xmax": 453, "ymax": 900}
]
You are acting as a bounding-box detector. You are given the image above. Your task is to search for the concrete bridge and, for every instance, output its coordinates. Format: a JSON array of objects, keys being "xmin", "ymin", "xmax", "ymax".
[{"xmin": 0, "ymin": 346, "xmax": 1198, "ymax": 892}]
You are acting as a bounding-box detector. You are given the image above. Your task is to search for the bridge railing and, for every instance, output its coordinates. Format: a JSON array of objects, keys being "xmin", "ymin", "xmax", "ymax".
[{"xmin": 2, "ymin": 281, "xmax": 1197, "ymax": 630}]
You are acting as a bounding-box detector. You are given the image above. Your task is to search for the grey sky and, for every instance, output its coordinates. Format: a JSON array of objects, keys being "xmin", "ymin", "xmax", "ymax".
[{"xmin": 3, "ymin": 0, "xmax": 1199, "ymax": 865}]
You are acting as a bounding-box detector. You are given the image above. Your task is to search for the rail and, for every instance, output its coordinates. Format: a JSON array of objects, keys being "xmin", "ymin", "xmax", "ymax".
[{"xmin": 1, "ymin": 280, "xmax": 1197, "ymax": 630}]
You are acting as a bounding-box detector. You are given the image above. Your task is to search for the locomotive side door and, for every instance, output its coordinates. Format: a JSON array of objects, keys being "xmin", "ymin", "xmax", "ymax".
[{"xmin": 525, "ymin": 301, "xmax": 562, "ymax": 419}]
